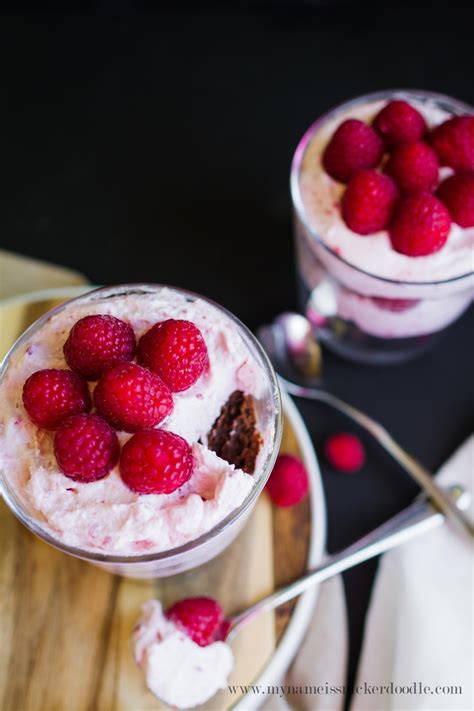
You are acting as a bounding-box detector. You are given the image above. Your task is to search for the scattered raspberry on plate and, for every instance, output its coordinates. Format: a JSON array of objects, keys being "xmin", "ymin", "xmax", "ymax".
[
  {"xmin": 324, "ymin": 432, "xmax": 365, "ymax": 473},
  {"xmin": 266, "ymin": 453, "xmax": 309, "ymax": 507}
]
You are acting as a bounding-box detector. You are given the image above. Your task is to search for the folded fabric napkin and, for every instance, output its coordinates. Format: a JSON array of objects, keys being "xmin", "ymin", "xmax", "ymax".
[{"xmin": 351, "ymin": 436, "xmax": 473, "ymax": 711}]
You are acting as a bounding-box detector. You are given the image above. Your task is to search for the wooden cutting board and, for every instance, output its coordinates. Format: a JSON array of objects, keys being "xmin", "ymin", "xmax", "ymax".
[{"xmin": 0, "ymin": 283, "xmax": 313, "ymax": 711}]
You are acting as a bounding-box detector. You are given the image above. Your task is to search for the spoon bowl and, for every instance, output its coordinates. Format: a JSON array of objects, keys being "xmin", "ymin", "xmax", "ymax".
[{"xmin": 257, "ymin": 312, "xmax": 474, "ymax": 540}]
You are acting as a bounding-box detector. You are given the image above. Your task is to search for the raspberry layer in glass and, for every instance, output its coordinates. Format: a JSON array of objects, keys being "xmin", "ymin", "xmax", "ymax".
[
  {"xmin": 293, "ymin": 90, "xmax": 474, "ymax": 346},
  {"xmin": 0, "ymin": 287, "xmax": 274, "ymax": 555}
]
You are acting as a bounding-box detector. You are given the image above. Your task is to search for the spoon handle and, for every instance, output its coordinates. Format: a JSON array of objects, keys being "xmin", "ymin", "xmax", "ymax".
[
  {"xmin": 227, "ymin": 485, "xmax": 469, "ymax": 640},
  {"xmin": 278, "ymin": 376, "xmax": 474, "ymax": 540}
]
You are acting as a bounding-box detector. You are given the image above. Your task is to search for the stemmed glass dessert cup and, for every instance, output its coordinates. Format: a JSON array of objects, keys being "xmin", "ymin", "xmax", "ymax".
[
  {"xmin": 291, "ymin": 89, "xmax": 474, "ymax": 365},
  {"xmin": 0, "ymin": 284, "xmax": 282, "ymax": 578}
]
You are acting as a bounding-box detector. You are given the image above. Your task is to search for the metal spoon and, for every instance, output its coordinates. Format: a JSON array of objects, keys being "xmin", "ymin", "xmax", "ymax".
[
  {"xmin": 225, "ymin": 485, "xmax": 469, "ymax": 641},
  {"xmin": 257, "ymin": 313, "xmax": 474, "ymax": 541}
]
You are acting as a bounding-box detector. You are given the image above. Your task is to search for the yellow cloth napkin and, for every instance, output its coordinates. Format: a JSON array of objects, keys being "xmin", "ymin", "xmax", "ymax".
[
  {"xmin": 0, "ymin": 249, "xmax": 85, "ymax": 300},
  {"xmin": 0, "ymin": 250, "xmax": 88, "ymax": 359}
]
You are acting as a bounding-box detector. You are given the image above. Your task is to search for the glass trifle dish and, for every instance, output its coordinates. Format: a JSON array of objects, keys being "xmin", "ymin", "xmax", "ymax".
[
  {"xmin": 292, "ymin": 89, "xmax": 474, "ymax": 364},
  {"xmin": 0, "ymin": 284, "xmax": 281, "ymax": 578}
]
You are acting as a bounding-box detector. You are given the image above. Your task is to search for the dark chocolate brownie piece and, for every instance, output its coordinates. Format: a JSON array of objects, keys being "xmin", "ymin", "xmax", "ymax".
[{"xmin": 207, "ymin": 390, "xmax": 263, "ymax": 474}]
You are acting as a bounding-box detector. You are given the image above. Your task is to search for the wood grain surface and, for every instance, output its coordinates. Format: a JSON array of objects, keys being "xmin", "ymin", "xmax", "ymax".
[{"xmin": 0, "ymin": 289, "xmax": 312, "ymax": 711}]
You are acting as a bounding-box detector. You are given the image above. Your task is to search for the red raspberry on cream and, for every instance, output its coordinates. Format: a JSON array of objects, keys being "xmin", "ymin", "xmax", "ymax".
[
  {"xmin": 138, "ymin": 319, "xmax": 209, "ymax": 392},
  {"xmin": 94, "ymin": 362, "xmax": 173, "ymax": 432},
  {"xmin": 385, "ymin": 141, "xmax": 439, "ymax": 194},
  {"xmin": 430, "ymin": 116, "xmax": 474, "ymax": 171},
  {"xmin": 341, "ymin": 169, "xmax": 399, "ymax": 235},
  {"xmin": 22, "ymin": 368, "xmax": 91, "ymax": 430},
  {"xmin": 64, "ymin": 314, "xmax": 136, "ymax": 380},
  {"xmin": 437, "ymin": 172, "xmax": 474, "ymax": 228},
  {"xmin": 322, "ymin": 118, "xmax": 384, "ymax": 183},
  {"xmin": 390, "ymin": 193, "xmax": 452, "ymax": 257},
  {"xmin": 120, "ymin": 429, "xmax": 193, "ymax": 494},
  {"xmin": 165, "ymin": 596, "xmax": 224, "ymax": 647},
  {"xmin": 373, "ymin": 99, "xmax": 426, "ymax": 146},
  {"xmin": 54, "ymin": 414, "xmax": 119, "ymax": 482},
  {"xmin": 133, "ymin": 599, "xmax": 234, "ymax": 708}
]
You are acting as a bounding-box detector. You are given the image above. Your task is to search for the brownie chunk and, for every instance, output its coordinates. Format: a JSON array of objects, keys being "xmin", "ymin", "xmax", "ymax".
[{"xmin": 207, "ymin": 390, "xmax": 263, "ymax": 474}]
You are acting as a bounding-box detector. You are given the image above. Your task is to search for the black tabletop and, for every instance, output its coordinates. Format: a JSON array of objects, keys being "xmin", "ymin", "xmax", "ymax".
[{"xmin": 2, "ymin": 5, "xmax": 473, "ymax": 706}]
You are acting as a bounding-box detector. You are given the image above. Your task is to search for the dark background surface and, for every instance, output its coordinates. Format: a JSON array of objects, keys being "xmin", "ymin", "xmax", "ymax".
[{"xmin": 2, "ymin": 5, "xmax": 473, "ymax": 705}]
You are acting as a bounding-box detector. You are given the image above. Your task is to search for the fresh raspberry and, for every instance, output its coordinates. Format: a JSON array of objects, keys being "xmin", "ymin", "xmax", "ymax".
[
  {"xmin": 120, "ymin": 429, "xmax": 192, "ymax": 494},
  {"xmin": 94, "ymin": 362, "xmax": 173, "ymax": 432},
  {"xmin": 430, "ymin": 116, "xmax": 474, "ymax": 171},
  {"xmin": 341, "ymin": 170, "xmax": 399, "ymax": 235},
  {"xmin": 437, "ymin": 172, "xmax": 474, "ymax": 228},
  {"xmin": 22, "ymin": 368, "xmax": 91, "ymax": 430},
  {"xmin": 373, "ymin": 100, "xmax": 426, "ymax": 146},
  {"xmin": 324, "ymin": 433, "xmax": 365, "ymax": 473},
  {"xmin": 166, "ymin": 597, "xmax": 224, "ymax": 647},
  {"xmin": 64, "ymin": 314, "xmax": 136, "ymax": 380},
  {"xmin": 266, "ymin": 454, "xmax": 309, "ymax": 508},
  {"xmin": 385, "ymin": 142, "xmax": 439, "ymax": 194},
  {"xmin": 371, "ymin": 297, "xmax": 419, "ymax": 312},
  {"xmin": 322, "ymin": 119, "xmax": 384, "ymax": 183},
  {"xmin": 137, "ymin": 319, "xmax": 209, "ymax": 392},
  {"xmin": 54, "ymin": 414, "xmax": 119, "ymax": 482},
  {"xmin": 389, "ymin": 193, "xmax": 452, "ymax": 256},
  {"xmin": 215, "ymin": 619, "xmax": 231, "ymax": 642}
]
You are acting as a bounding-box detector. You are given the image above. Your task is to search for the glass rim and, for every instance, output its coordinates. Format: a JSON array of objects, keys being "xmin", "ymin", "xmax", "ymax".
[
  {"xmin": 290, "ymin": 88, "xmax": 474, "ymax": 287},
  {"xmin": 0, "ymin": 283, "xmax": 283, "ymax": 565}
]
